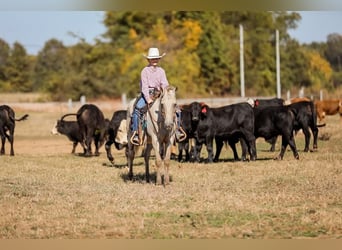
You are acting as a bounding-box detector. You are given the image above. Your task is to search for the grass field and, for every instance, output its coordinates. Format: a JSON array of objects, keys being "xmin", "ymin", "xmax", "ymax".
[{"xmin": 0, "ymin": 108, "xmax": 341, "ymax": 239}]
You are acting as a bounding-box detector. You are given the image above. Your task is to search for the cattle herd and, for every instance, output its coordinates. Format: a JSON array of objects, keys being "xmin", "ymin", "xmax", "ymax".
[{"xmin": 1, "ymin": 97, "xmax": 341, "ymax": 181}]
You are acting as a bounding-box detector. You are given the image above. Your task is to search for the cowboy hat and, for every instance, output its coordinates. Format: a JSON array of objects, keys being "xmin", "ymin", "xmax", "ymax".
[{"xmin": 143, "ymin": 47, "xmax": 166, "ymax": 59}]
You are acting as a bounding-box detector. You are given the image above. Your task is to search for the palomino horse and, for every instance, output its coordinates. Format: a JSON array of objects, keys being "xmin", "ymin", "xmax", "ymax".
[{"xmin": 126, "ymin": 86, "xmax": 177, "ymax": 185}]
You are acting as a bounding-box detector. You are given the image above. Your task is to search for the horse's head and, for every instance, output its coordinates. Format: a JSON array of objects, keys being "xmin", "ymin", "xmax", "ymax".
[{"xmin": 160, "ymin": 86, "xmax": 177, "ymax": 131}]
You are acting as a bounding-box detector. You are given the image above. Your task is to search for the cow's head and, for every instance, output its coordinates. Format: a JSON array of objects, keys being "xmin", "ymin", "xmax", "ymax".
[
  {"xmin": 51, "ymin": 121, "xmax": 60, "ymax": 135},
  {"xmin": 189, "ymin": 102, "xmax": 210, "ymax": 122},
  {"xmin": 189, "ymin": 102, "xmax": 202, "ymax": 122}
]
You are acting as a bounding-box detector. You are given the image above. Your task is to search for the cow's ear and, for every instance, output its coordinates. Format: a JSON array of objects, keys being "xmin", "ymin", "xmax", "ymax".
[
  {"xmin": 201, "ymin": 106, "xmax": 207, "ymax": 114},
  {"xmin": 201, "ymin": 105, "xmax": 209, "ymax": 116}
]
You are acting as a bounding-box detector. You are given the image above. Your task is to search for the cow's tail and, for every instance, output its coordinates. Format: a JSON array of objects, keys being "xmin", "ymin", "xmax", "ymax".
[
  {"xmin": 15, "ymin": 114, "xmax": 29, "ymax": 121},
  {"xmin": 311, "ymin": 101, "xmax": 326, "ymax": 128},
  {"xmin": 60, "ymin": 113, "xmax": 77, "ymax": 121}
]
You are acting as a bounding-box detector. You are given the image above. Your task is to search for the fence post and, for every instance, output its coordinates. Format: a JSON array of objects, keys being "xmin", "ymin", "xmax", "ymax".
[
  {"xmin": 68, "ymin": 98, "xmax": 73, "ymax": 111},
  {"xmin": 80, "ymin": 95, "xmax": 86, "ymax": 105}
]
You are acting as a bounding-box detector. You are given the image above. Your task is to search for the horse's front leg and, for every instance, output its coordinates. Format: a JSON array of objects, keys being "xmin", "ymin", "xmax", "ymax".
[
  {"xmin": 151, "ymin": 138, "xmax": 163, "ymax": 185},
  {"xmin": 163, "ymin": 141, "xmax": 173, "ymax": 185}
]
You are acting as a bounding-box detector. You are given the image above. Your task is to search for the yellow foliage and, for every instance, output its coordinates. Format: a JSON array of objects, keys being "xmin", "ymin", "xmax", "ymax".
[
  {"xmin": 128, "ymin": 28, "xmax": 138, "ymax": 40},
  {"xmin": 309, "ymin": 51, "xmax": 332, "ymax": 80},
  {"xmin": 183, "ymin": 20, "xmax": 202, "ymax": 50},
  {"xmin": 151, "ymin": 20, "xmax": 168, "ymax": 43},
  {"xmin": 306, "ymin": 50, "xmax": 333, "ymax": 90}
]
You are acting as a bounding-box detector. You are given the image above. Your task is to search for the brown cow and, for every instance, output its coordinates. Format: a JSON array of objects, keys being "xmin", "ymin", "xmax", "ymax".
[
  {"xmin": 314, "ymin": 99, "xmax": 342, "ymax": 124},
  {"xmin": 284, "ymin": 97, "xmax": 311, "ymax": 105}
]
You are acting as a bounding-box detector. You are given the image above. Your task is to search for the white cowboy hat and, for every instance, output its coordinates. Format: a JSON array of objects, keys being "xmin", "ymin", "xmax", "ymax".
[{"xmin": 143, "ymin": 47, "xmax": 166, "ymax": 59}]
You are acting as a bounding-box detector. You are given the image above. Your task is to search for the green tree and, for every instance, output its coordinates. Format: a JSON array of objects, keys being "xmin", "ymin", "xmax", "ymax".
[
  {"xmin": 325, "ymin": 33, "xmax": 342, "ymax": 71},
  {"xmin": 33, "ymin": 39, "xmax": 69, "ymax": 100},
  {"xmin": 0, "ymin": 38, "xmax": 10, "ymax": 91},
  {"xmin": 5, "ymin": 42, "xmax": 32, "ymax": 92}
]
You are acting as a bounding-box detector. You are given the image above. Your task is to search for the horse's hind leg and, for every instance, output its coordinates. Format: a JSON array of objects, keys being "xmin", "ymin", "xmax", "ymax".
[{"xmin": 144, "ymin": 143, "xmax": 153, "ymax": 183}]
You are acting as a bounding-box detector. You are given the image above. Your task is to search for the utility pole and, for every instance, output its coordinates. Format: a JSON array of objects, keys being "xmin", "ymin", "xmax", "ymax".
[
  {"xmin": 240, "ymin": 24, "xmax": 245, "ymax": 97},
  {"xmin": 276, "ymin": 29, "xmax": 281, "ymax": 98}
]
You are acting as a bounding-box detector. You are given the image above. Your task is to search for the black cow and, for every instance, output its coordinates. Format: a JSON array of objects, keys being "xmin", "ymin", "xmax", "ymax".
[
  {"xmin": 253, "ymin": 105, "xmax": 299, "ymax": 160},
  {"xmin": 176, "ymin": 104, "xmax": 198, "ymax": 162},
  {"xmin": 253, "ymin": 97, "xmax": 284, "ymax": 151},
  {"xmin": 0, "ymin": 105, "xmax": 29, "ymax": 156},
  {"xmin": 254, "ymin": 97, "xmax": 284, "ymax": 107},
  {"xmin": 288, "ymin": 100, "xmax": 325, "ymax": 152},
  {"xmin": 254, "ymin": 98, "xmax": 323, "ymax": 153},
  {"xmin": 105, "ymin": 110, "xmax": 128, "ymax": 163},
  {"xmin": 188, "ymin": 102, "xmax": 257, "ymax": 163},
  {"xmin": 62, "ymin": 104, "xmax": 107, "ymax": 156},
  {"xmin": 51, "ymin": 115, "xmax": 86, "ymax": 154},
  {"xmin": 178, "ymin": 103, "xmax": 242, "ymax": 162}
]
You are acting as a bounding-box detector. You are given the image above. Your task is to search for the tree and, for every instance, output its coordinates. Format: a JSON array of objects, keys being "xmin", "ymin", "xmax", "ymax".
[
  {"xmin": 5, "ymin": 42, "xmax": 32, "ymax": 92},
  {"xmin": 0, "ymin": 38, "xmax": 10, "ymax": 90},
  {"xmin": 33, "ymin": 39, "xmax": 69, "ymax": 100},
  {"xmin": 325, "ymin": 33, "xmax": 342, "ymax": 71}
]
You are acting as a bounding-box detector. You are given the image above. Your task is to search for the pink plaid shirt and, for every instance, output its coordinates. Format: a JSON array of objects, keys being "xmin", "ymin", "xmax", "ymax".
[{"xmin": 140, "ymin": 65, "xmax": 169, "ymax": 101}]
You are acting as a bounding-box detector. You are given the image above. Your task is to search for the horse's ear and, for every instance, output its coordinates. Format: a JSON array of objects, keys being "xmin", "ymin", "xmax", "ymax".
[{"xmin": 167, "ymin": 85, "xmax": 177, "ymax": 92}]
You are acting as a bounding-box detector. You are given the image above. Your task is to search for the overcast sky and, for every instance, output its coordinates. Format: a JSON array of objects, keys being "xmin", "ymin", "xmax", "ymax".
[{"xmin": 0, "ymin": 11, "xmax": 341, "ymax": 55}]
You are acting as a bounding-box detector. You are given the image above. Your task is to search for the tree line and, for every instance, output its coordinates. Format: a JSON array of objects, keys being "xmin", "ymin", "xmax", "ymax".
[{"xmin": 0, "ymin": 11, "xmax": 341, "ymax": 101}]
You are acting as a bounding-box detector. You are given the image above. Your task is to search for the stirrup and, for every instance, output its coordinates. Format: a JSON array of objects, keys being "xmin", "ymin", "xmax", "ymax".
[
  {"xmin": 175, "ymin": 127, "xmax": 187, "ymax": 142},
  {"xmin": 130, "ymin": 131, "xmax": 140, "ymax": 146}
]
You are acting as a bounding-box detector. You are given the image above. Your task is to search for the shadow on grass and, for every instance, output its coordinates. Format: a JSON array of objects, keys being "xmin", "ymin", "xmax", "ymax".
[{"xmin": 120, "ymin": 171, "xmax": 173, "ymax": 185}]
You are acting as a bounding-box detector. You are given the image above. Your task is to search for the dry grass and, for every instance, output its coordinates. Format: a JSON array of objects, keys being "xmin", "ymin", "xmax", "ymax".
[{"xmin": 0, "ymin": 107, "xmax": 341, "ymax": 239}]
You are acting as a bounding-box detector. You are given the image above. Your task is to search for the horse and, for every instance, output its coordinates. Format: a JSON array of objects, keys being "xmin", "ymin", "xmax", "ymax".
[{"xmin": 126, "ymin": 86, "xmax": 177, "ymax": 185}]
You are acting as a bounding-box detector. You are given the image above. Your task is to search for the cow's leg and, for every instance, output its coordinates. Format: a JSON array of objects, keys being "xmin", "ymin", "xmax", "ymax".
[
  {"xmin": 8, "ymin": 128, "xmax": 14, "ymax": 156},
  {"xmin": 229, "ymin": 139, "xmax": 240, "ymax": 161},
  {"xmin": 275, "ymin": 136, "xmax": 287, "ymax": 160},
  {"xmin": 239, "ymin": 138, "xmax": 248, "ymax": 161},
  {"xmin": 93, "ymin": 132, "xmax": 101, "ymax": 156},
  {"xmin": 276, "ymin": 135, "xmax": 299, "ymax": 160},
  {"xmin": 205, "ymin": 137, "xmax": 214, "ymax": 163},
  {"xmin": 241, "ymin": 129, "xmax": 256, "ymax": 161},
  {"xmin": 184, "ymin": 140, "xmax": 190, "ymax": 162},
  {"xmin": 190, "ymin": 139, "xmax": 200, "ymax": 162},
  {"xmin": 126, "ymin": 144, "xmax": 135, "ymax": 181},
  {"xmin": 288, "ymin": 135, "xmax": 299, "ymax": 159},
  {"xmin": 0, "ymin": 130, "xmax": 5, "ymax": 155},
  {"xmin": 268, "ymin": 136, "xmax": 277, "ymax": 152},
  {"xmin": 301, "ymin": 127, "xmax": 311, "ymax": 152},
  {"xmin": 105, "ymin": 139, "xmax": 114, "ymax": 163},
  {"xmin": 72, "ymin": 142, "xmax": 77, "ymax": 154},
  {"xmin": 84, "ymin": 128, "xmax": 93, "ymax": 156},
  {"xmin": 311, "ymin": 125, "xmax": 318, "ymax": 151},
  {"xmin": 193, "ymin": 140, "xmax": 202, "ymax": 162},
  {"xmin": 214, "ymin": 138, "xmax": 223, "ymax": 162},
  {"xmin": 177, "ymin": 141, "xmax": 184, "ymax": 162}
]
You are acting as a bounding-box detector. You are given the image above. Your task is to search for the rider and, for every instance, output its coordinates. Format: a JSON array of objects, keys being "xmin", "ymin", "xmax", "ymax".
[{"xmin": 130, "ymin": 47, "xmax": 185, "ymax": 145}]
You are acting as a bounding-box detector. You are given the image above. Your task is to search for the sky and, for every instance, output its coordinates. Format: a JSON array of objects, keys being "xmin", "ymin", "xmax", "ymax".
[{"xmin": 0, "ymin": 11, "xmax": 341, "ymax": 55}]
